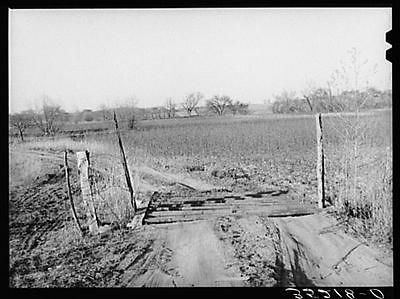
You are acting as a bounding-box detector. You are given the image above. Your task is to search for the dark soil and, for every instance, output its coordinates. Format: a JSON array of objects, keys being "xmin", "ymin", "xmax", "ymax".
[{"xmin": 9, "ymin": 166, "xmax": 157, "ymax": 288}]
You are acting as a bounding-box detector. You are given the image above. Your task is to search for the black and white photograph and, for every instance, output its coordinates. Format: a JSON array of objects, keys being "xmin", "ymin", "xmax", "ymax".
[{"xmin": 8, "ymin": 7, "xmax": 392, "ymax": 289}]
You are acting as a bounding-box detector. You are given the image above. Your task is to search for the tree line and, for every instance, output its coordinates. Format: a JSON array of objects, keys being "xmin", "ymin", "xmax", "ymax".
[
  {"xmin": 271, "ymin": 48, "xmax": 392, "ymax": 114},
  {"xmin": 9, "ymin": 93, "xmax": 249, "ymax": 141},
  {"xmin": 98, "ymin": 93, "xmax": 249, "ymax": 121},
  {"xmin": 271, "ymin": 87, "xmax": 392, "ymax": 114}
]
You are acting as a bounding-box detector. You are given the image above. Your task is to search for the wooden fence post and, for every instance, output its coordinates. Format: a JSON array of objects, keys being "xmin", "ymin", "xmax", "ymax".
[
  {"xmin": 77, "ymin": 150, "xmax": 99, "ymax": 233},
  {"xmin": 64, "ymin": 150, "xmax": 84, "ymax": 236},
  {"xmin": 316, "ymin": 113, "xmax": 326, "ymax": 209},
  {"xmin": 113, "ymin": 111, "xmax": 137, "ymax": 213}
]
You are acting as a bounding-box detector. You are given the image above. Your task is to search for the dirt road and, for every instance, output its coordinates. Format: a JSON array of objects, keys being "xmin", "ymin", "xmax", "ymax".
[
  {"xmin": 166, "ymin": 221, "xmax": 246, "ymax": 286},
  {"xmin": 128, "ymin": 213, "xmax": 392, "ymax": 287},
  {"xmin": 127, "ymin": 220, "xmax": 245, "ymax": 287}
]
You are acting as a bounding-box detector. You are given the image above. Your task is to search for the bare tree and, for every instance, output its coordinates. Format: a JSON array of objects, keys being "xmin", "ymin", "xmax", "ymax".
[
  {"xmin": 276, "ymin": 90, "xmax": 296, "ymax": 106},
  {"xmin": 302, "ymin": 82, "xmax": 317, "ymax": 112},
  {"xmin": 319, "ymin": 48, "xmax": 379, "ymax": 116},
  {"xmin": 115, "ymin": 96, "xmax": 138, "ymax": 129},
  {"xmin": 206, "ymin": 95, "xmax": 233, "ymax": 116},
  {"xmin": 182, "ymin": 92, "xmax": 203, "ymax": 117},
  {"xmin": 326, "ymin": 70, "xmax": 343, "ymax": 110},
  {"xmin": 165, "ymin": 98, "xmax": 177, "ymax": 118},
  {"xmin": 323, "ymin": 47, "xmax": 383, "ymax": 219},
  {"xmin": 271, "ymin": 90, "xmax": 297, "ymax": 113},
  {"xmin": 9, "ymin": 112, "xmax": 34, "ymax": 141},
  {"xmin": 302, "ymin": 83, "xmax": 330, "ymax": 113},
  {"xmin": 31, "ymin": 96, "xmax": 66, "ymax": 136}
]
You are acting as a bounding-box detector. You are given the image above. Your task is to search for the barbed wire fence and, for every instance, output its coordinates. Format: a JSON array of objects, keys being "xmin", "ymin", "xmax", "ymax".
[{"xmin": 56, "ymin": 114, "xmax": 141, "ymax": 236}]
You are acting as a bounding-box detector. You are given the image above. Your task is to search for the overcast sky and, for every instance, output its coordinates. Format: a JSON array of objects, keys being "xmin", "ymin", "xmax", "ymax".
[{"xmin": 9, "ymin": 8, "xmax": 391, "ymax": 113}]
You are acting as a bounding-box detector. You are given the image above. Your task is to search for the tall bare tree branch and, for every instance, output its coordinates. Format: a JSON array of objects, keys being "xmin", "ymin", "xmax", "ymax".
[{"xmin": 182, "ymin": 92, "xmax": 203, "ymax": 117}]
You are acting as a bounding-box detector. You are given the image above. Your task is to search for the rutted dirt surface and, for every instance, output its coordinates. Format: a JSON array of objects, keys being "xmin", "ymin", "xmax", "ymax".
[
  {"xmin": 272, "ymin": 213, "xmax": 393, "ymax": 286},
  {"xmin": 120, "ymin": 220, "xmax": 245, "ymax": 287},
  {"xmin": 122, "ymin": 214, "xmax": 393, "ymax": 287},
  {"xmin": 215, "ymin": 214, "xmax": 392, "ymax": 287},
  {"xmin": 162, "ymin": 220, "xmax": 245, "ymax": 287},
  {"xmin": 215, "ymin": 216, "xmax": 278, "ymax": 286}
]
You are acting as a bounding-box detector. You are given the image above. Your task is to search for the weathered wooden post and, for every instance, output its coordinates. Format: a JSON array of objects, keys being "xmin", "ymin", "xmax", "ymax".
[
  {"xmin": 316, "ymin": 113, "xmax": 326, "ymax": 209},
  {"xmin": 113, "ymin": 111, "xmax": 137, "ymax": 213},
  {"xmin": 64, "ymin": 150, "xmax": 84, "ymax": 236},
  {"xmin": 76, "ymin": 150, "xmax": 99, "ymax": 233}
]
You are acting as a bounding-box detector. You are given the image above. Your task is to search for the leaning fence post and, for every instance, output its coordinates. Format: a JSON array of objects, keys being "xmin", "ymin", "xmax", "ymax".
[
  {"xmin": 64, "ymin": 150, "xmax": 84, "ymax": 236},
  {"xmin": 113, "ymin": 111, "xmax": 137, "ymax": 213},
  {"xmin": 76, "ymin": 150, "xmax": 99, "ymax": 233},
  {"xmin": 316, "ymin": 113, "xmax": 326, "ymax": 209}
]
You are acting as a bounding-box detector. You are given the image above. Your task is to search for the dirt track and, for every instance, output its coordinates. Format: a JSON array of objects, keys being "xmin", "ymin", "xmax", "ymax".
[
  {"xmin": 163, "ymin": 221, "xmax": 245, "ymax": 286},
  {"xmin": 128, "ymin": 213, "xmax": 393, "ymax": 287}
]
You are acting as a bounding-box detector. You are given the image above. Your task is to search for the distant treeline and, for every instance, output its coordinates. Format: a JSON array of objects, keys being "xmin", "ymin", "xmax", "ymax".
[
  {"xmin": 9, "ymin": 93, "xmax": 250, "ymax": 140},
  {"xmin": 271, "ymin": 88, "xmax": 392, "ymax": 114},
  {"xmin": 71, "ymin": 103, "xmax": 249, "ymax": 124}
]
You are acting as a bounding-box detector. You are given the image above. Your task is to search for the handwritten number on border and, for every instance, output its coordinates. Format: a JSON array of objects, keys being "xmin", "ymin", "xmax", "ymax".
[
  {"xmin": 318, "ymin": 289, "xmax": 331, "ymax": 299},
  {"xmin": 370, "ymin": 289, "xmax": 384, "ymax": 299},
  {"xmin": 286, "ymin": 288, "xmax": 303, "ymax": 299}
]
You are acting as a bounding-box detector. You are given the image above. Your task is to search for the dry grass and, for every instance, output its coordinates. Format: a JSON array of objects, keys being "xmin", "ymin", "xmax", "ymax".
[
  {"xmin": 20, "ymin": 137, "xmax": 114, "ymax": 154},
  {"xmin": 9, "ymin": 136, "xmax": 138, "ymax": 228},
  {"xmin": 324, "ymin": 112, "xmax": 392, "ymax": 245},
  {"xmin": 337, "ymin": 146, "xmax": 392, "ymax": 244},
  {"xmin": 9, "ymin": 151, "xmax": 43, "ymax": 188}
]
